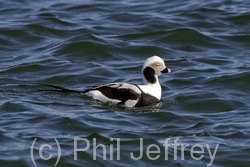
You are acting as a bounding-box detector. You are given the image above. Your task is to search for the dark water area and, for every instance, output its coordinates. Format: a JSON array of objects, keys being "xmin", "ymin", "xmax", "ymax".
[{"xmin": 0, "ymin": 0, "xmax": 250, "ymax": 166}]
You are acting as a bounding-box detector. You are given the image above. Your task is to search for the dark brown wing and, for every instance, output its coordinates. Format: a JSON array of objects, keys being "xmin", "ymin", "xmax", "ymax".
[{"xmin": 85, "ymin": 83, "xmax": 141, "ymax": 105}]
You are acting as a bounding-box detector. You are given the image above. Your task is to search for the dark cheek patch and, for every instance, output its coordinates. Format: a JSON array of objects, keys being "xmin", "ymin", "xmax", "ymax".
[{"xmin": 143, "ymin": 67, "xmax": 156, "ymax": 84}]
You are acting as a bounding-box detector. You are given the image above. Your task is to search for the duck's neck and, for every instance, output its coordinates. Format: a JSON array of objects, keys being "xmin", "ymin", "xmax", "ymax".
[
  {"xmin": 143, "ymin": 75, "xmax": 159, "ymax": 85},
  {"xmin": 140, "ymin": 76, "xmax": 162, "ymax": 100}
]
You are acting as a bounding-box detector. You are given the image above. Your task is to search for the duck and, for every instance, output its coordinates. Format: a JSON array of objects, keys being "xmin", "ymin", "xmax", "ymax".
[{"xmin": 43, "ymin": 55, "xmax": 172, "ymax": 107}]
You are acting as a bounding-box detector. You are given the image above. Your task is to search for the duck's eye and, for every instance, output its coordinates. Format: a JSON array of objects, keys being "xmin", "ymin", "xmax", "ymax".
[{"xmin": 156, "ymin": 64, "xmax": 160, "ymax": 66}]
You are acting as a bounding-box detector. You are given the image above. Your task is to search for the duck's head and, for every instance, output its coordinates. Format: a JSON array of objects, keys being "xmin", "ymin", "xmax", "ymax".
[{"xmin": 142, "ymin": 55, "xmax": 172, "ymax": 84}]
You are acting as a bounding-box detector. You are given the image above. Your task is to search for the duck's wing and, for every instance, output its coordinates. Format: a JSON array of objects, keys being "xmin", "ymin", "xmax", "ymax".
[{"xmin": 84, "ymin": 83, "xmax": 142, "ymax": 106}]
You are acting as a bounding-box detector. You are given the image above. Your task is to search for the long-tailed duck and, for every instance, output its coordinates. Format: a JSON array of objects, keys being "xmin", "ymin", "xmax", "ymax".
[{"xmin": 43, "ymin": 56, "xmax": 172, "ymax": 107}]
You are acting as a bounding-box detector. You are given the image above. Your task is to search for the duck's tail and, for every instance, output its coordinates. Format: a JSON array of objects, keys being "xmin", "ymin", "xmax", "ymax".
[{"xmin": 41, "ymin": 84, "xmax": 87, "ymax": 94}]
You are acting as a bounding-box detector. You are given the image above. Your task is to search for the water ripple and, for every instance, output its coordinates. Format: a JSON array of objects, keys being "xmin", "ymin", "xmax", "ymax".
[{"xmin": 1, "ymin": 0, "xmax": 250, "ymax": 167}]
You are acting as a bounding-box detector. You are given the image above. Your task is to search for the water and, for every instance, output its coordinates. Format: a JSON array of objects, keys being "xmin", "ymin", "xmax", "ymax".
[{"xmin": 0, "ymin": 0, "xmax": 250, "ymax": 166}]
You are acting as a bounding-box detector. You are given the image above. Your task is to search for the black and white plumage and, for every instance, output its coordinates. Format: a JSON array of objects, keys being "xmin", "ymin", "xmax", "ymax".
[{"xmin": 44, "ymin": 56, "xmax": 172, "ymax": 107}]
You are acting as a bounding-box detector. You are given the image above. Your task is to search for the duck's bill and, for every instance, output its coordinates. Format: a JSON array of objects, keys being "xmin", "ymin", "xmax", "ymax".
[{"xmin": 161, "ymin": 67, "xmax": 172, "ymax": 73}]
